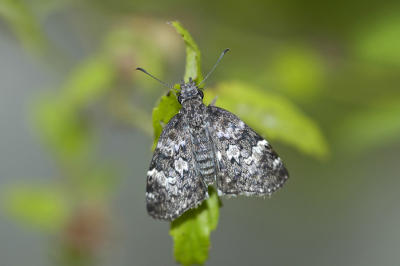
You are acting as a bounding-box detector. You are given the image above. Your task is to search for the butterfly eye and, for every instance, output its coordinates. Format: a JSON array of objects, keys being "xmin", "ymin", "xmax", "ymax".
[
  {"xmin": 177, "ymin": 93, "xmax": 182, "ymax": 104},
  {"xmin": 198, "ymin": 89, "xmax": 204, "ymax": 99}
]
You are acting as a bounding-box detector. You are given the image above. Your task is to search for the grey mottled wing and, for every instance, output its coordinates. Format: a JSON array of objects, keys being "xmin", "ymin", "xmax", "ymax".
[
  {"xmin": 146, "ymin": 113, "xmax": 208, "ymax": 220},
  {"xmin": 207, "ymin": 106, "xmax": 289, "ymax": 196}
]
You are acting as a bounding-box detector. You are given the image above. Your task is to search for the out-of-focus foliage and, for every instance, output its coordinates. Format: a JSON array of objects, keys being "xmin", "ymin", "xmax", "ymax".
[
  {"xmin": 35, "ymin": 56, "xmax": 115, "ymax": 160},
  {"xmin": 270, "ymin": 46, "xmax": 325, "ymax": 101},
  {"xmin": 170, "ymin": 187, "xmax": 220, "ymax": 266},
  {"xmin": 170, "ymin": 21, "xmax": 203, "ymax": 83},
  {"xmin": 205, "ymin": 82, "xmax": 329, "ymax": 158},
  {"xmin": 4, "ymin": 51, "xmax": 119, "ymax": 247},
  {"xmin": 2, "ymin": 18, "xmax": 183, "ymax": 235},
  {"xmin": 0, "ymin": 0, "xmax": 48, "ymax": 54},
  {"xmin": 3, "ymin": 185, "xmax": 70, "ymax": 231}
]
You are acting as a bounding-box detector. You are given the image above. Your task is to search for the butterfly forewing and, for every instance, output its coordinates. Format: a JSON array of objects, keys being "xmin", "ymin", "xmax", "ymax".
[
  {"xmin": 206, "ymin": 106, "xmax": 289, "ymax": 195},
  {"xmin": 146, "ymin": 113, "xmax": 208, "ymax": 220}
]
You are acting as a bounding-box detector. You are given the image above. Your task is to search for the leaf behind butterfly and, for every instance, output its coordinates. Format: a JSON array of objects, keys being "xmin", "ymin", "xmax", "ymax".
[
  {"xmin": 170, "ymin": 21, "xmax": 203, "ymax": 83},
  {"xmin": 205, "ymin": 81, "xmax": 329, "ymax": 158},
  {"xmin": 170, "ymin": 187, "xmax": 220, "ymax": 266},
  {"xmin": 151, "ymin": 92, "xmax": 181, "ymax": 150}
]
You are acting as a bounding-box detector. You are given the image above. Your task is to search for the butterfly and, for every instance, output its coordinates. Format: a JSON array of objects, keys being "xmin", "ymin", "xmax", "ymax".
[{"xmin": 137, "ymin": 49, "xmax": 289, "ymax": 221}]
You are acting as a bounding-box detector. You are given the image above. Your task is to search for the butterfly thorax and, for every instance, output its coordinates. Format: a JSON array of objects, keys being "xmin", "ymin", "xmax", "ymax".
[
  {"xmin": 180, "ymin": 99, "xmax": 206, "ymax": 128},
  {"xmin": 178, "ymin": 78, "xmax": 206, "ymax": 129},
  {"xmin": 178, "ymin": 79, "xmax": 216, "ymax": 184}
]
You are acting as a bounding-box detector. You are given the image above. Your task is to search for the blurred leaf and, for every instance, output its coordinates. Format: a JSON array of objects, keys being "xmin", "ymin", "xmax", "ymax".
[
  {"xmin": 3, "ymin": 185, "xmax": 70, "ymax": 231},
  {"xmin": 335, "ymin": 100, "xmax": 400, "ymax": 153},
  {"xmin": 151, "ymin": 92, "xmax": 181, "ymax": 150},
  {"xmin": 34, "ymin": 57, "xmax": 115, "ymax": 159},
  {"xmin": 205, "ymin": 82, "xmax": 329, "ymax": 158},
  {"xmin": 271, "ymin": 46, "xmax": 325, "ymax": 101},
  {"xmin": 35, "ymin": 99, "xmax": 91, "ymax": 160},
  {"xmin": 0, "ymin": 0, "xmax": 48, "ymax": 54},
  {"xmin": 62, "ymin": 57, "xmax": 115, "ymax": 106},
  {"xmin": 170, "ymin": 21, "xmax": 203, "ymax": 83},
  {"xmin": 170, "ymin": 187, "xmax": 220, "ymax": 266},
  {"xmin": 355, "ymin": 13, "xmax": 400, "ymax": 66}
]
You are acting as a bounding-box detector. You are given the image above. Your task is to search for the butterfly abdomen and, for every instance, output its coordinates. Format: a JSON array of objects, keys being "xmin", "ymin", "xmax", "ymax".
[{"xmin": 192, "ymin": 129, "xmax": 217, "ymax": 184}]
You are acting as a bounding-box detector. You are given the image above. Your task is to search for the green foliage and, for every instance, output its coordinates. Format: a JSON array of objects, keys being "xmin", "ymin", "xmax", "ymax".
[
  {"xmin": 151, "ymin": 92, "xmax": 181, "ymax": 150},
  {"xmin": 3, "ymin": 186, "xmax": 70, "ymax": 231},
  {"xmin": 0, "ymin": 0, "xmax": 48, "ymax": 54},
  {"xmin": 61, "ymin": 57, "xmax": 115, "ymax": 106},
  {"xmin": 34, "ymin": 56, "xmax": 115, "ymax": 160},
  {"xmin": 4, "ymin": 56, "xmax": 120, "ymax": 234},
  {"xmin": 204, "ymin": 82, "xmax": 329, "ymax": 158},
  {"xmin": 170, "ymin": 21, "xmax": 203, "ymax": 83},
  {"xmin": 170, "ymin": 187, "xmax": 220, "ymax": 266},
  {"xmin": 35, "ymin": 99, "xmax": 92, "ymax": 160},
  {"xmin": 271, "ymin": 46, "xmax": 325, "ymax": 101}
]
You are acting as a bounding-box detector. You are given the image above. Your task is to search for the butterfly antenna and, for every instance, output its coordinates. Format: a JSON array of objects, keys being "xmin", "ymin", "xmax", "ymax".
[
  {"xmin": 198, "ymin": 48, "xmax": 230, "ymax": 87},
  {"xmin": 136, "ymin": 67, "xmax": 174, "ymax": 90}
]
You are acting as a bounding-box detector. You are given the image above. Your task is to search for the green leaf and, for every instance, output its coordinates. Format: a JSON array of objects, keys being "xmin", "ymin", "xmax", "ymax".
[
  {"xmin": 170, "ymin": 187, "xmax": 220, "ymax": 266},
  {"xmin": 170, "ymin": 21, "xmax": 203, "ymax": 83},
  {"xmin": 205, "ymin": 81, "xmax": 329, "ymax": 158},
  {"xmin": 3, "ymin": 185, "xmax": 70, "ymax": 231},
  {"xmin": 62, "ymin": 56, "xmax": 115, "ymax": 106},
  {"xmin": 151, "ymin": 92, "xmax": 181, "ymax": 150},
  {"xmin": 0, "ymin": 0, "xmax": 49, "ymax": 54},
  {"xmin": 271, "ymin": 46, "xmax": 325, "ymax": 101},
  {"xmin": 33, "ymin": 56, "xmax": 116, "ymax": 159},
  {"xmin": 34, "ymin": 99, "xmax": 92, "ymax": 160}
]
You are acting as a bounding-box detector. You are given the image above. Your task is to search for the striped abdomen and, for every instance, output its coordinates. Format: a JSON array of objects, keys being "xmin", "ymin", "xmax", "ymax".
[{"xmin": 192, "ymin": 129, "xmax": 216, "ymax": 184}]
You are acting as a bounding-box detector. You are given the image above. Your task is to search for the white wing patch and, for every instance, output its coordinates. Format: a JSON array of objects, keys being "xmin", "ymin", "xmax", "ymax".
[
  {"xmin": 147, "ymin": 168, "xmax": 166, "ymax": 185},
  {"xmin": 174, "ymin": 157, "xmax": 188, "ymax": 177},
  {"xmin": 226, "ymin": 145, "xmax": 240, "ymax": 163}
]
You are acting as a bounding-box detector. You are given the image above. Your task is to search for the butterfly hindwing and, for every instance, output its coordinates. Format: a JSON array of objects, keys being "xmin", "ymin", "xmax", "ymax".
[
  {"xmin": 207, "ymin": 106, "xmax": 289, "ymax": 196},
  {"xmin": 146, "ymin": 113, "xmax": 208, "ymax": 220}
]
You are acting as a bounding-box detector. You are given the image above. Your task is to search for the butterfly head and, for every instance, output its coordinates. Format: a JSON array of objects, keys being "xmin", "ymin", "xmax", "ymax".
[
  {"xmin": 136, "ymin": 48, "xmax": 229, "ymax": 105},
  {"xmin": 177, "ymin": 77, "xmax": 204, "ymax": 104}
]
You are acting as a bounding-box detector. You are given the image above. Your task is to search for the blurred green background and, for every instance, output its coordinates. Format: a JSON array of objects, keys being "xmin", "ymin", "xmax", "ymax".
[{"xmin": 1, "ymin": 0, "xmax": 400, "ymax": 265}]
